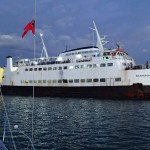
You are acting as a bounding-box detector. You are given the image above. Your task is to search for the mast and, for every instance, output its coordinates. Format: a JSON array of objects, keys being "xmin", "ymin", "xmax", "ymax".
[
  {"xmin": 40, "ymin": 33, "xmax": 49, "ymax": 59},
  {"xmin": 92, "ymin": 21, "xmax": 104, "ymax": 51}
]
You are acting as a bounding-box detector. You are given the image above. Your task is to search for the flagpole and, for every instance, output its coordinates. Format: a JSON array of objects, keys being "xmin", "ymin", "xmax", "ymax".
[{"xmin": 32, "ymin": 0, "xmax": 36, "ymax": 144}]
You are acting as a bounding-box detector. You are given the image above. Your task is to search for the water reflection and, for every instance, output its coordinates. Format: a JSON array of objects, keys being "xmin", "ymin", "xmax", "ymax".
[{"xmin": 0, "ymin": 97, "xmax": 150, "ymax": 149}]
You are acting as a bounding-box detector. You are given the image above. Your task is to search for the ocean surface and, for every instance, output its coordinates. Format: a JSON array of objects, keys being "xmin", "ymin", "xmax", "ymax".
[{"xmin": 0, "ymin": 96, "xmax": 150, "ymax": 150}]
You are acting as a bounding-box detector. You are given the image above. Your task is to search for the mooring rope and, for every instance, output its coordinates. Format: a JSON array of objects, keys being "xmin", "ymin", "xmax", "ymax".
[{"xmin": 0, "ymin": 86, "xmax": 17, "ymax": 150}]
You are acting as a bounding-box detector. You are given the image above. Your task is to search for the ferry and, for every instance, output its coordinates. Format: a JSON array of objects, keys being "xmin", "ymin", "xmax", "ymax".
[{"xmin": 1, "ymin": 21, "xmax": 150, "ymax": 99}]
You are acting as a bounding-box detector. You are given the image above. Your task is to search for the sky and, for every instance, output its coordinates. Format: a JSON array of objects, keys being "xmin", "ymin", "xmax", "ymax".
[{"xmin": 0, "ymin": 0, "xmax": 150, "ymax": 66}]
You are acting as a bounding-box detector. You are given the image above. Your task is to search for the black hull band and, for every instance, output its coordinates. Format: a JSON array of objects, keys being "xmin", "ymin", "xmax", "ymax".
[{"xmin": 1, "ymin": 85, "xmax": 150, "ymax": 99}]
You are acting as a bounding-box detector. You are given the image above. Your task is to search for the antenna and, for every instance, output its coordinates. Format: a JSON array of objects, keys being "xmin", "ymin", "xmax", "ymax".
[
  {"xmin": 40, "ymin": 33, "xmax": 49, "ymax": 59},
  {"xmin": 116, "ymin": 42, "xmax": 120, "ymax": 49}
]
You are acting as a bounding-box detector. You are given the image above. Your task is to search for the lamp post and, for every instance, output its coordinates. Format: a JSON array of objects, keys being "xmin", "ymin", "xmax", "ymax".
[{"xmin": 14, "ymin": 125, "xmax": 35, "ymax": 150}]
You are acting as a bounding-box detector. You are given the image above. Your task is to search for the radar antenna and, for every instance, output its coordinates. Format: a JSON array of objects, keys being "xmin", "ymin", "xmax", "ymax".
[
  {"xmin": 40, "ymin": 33, "xmax": 49, "ymax": 59},
  {"xmin": 101, "ymin": 35, "xmax": 108, "ymax": 45}
]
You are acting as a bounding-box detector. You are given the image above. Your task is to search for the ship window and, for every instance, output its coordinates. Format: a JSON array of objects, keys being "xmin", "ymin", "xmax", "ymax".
[
  {"xmin": 29, "ymin": 80, "xmax": 32, "ymax": 83},
  {"xmin": 87, "ymin": 79, "xmax": 92, "ymax": 82},
  {"xmin": 47, "ymin": 80, "xmax": 52, "ymax": 83},
  {"xmin": 25, "ymin": 80, "xmax": 28, "ymax": 83},
  {"xmin": 103, "ymin": 52, "xmax": 106, "ymax": 56},
  {"xmin": 48, "ymin": 67, "xmax": 52, "ymax": 70},
  {"xmin": 25, "ymin": 68, "xmax": 28, "ymax": 71},
  {"xmin": 34, "ymin": 68, "xmax": 37, "ymax": 71},
  {"xmin": 74, "ymin": 79, "xmax": 79, "ymax": 83},
  {"xmin": 21, "ymin": 80, "xmax": 24, "ymax": 83},
  {"xmin": 43, "ymin": 80, "xmax": 46, "ymax": 83},
  {"xmin": 19, "ymin": 61, "xmax": 23, "ymax": 64},
  {"xmin": 100, "ymin": 63, "xmax": 106, "ymax": 67},
  {"xmin": 29, "ymin": 68, "xmax": 33, "ymax": 71},
  {"xmin": 81, "ymin": 65, "xmax": 87, "ymax": 68},
  {"xmin": 63, "ymin": 66, "xmax": 67, "ymax": 69},
  {"xmin": 43, "ymin": 68, "xmax": 47, "ymax": 71},
  {"xmin": 38, "ymin": 80, "xmax": 42, "ymax": 83},
  {"xmin": 116, "ymin": 52, "xmax": 119, "ymax": 56},
  {"xmin": 93, "ymin": 64, "xmax": 100, "ymax": 68},
  {"xmin": 122, "ymin": 63, "xmax": 126, "ymax": 66},
  {"xmin": 87, "ymin": 64, "xmax": 92, "ymax": 68},
  {"xmin": 100, "ymin": 78, "xmax": 105, "ymax": 82},
  {"xmin": 58, "ymin": 67, "xmax": 62, "ymax": 70},
  {"xmin": 115, "ymin": 78, "xmax": 121, "ymax": 82},
  {"xmin": 106, "ymin": 52, "xmax": 111, "ymax": 55},
  {"xmin": 69, "ymin": 79, "xmax": 73, "ymax": 83},
  {"xmin": 38, "ymin": 68, "xmax": 42, "ymax": 71},
  {"xmin": 81, "ymin": 79, "xmax": 85, "ymax": 83},
  {"xmin": 112, "ymin": 52, "xmax": 116, "ymax": 56},
  {"xmin": 107, "ymin": 63, "xmax": 113, "ymax": 66},
  {"xmin": 75, "ymin": 65, "xmax": 79, "ymax": 69},
  {"xmin": 58, "ymin": 79, "xmax": 62, "ymax": 83},
  {"xmin": 93, "ymin": 78, "xmax": 99, "ymax": 82},
  {"xmin": 69, "ymin": 66, "xmax": 74, "ymax": 69},
  {"xmin": 63, "ymin": 79, "xmax": 68, "ymax": 83},
  {"xmin": 80, "ymin": 65, "xmax": 84, "ymax": 68},
  {"xmin": 53, "ymin": 80, "xmax": 57, "ymax": 83},
  {"xmin": 53, "ymin": 67, "xmax": 57, "ymax": 70},
  {"xmin": 34, "ymin": 80, "xmax": 37, "ymax": 83}
]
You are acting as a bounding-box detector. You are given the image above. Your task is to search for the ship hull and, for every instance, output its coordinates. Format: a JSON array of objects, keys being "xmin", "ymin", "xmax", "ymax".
[{"xmin": 1, "ymin": 85, "xmax": 150, "ymax": 99}]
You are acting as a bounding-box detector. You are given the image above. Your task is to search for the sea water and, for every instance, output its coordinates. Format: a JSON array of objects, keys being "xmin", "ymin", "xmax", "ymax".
[{"xmin": 0, "ymin": 96, "xmax": 150, "ymax": 150}]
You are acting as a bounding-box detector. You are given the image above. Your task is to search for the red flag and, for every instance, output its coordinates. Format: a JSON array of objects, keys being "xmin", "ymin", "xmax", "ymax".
[{"xmin": 22, "ymin": 20, "xmax": 35, "ymax": 38}]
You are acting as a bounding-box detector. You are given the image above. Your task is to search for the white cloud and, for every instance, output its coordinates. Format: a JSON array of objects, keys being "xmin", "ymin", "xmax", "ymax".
[
  {"xmin": 55, "ymin": 17, "xmax": 74, "ymax": 28},
  {"xmin": 58, "ymin": 35, "xmax": 71, "ymax": 41},
  {"xmin": 0, "ymin": 34, "xmax": 21, "ymax": 47},
  {"xmin": 0, "ymin": 34, "xmax": 34, "ymax": 52},
  {"xmin": 52, "ymin": 4, "xmax": 67, "ymax": 14},
  {"xmin": 142, "ymin": 49, "xmax": 150, "ymax": 53}
]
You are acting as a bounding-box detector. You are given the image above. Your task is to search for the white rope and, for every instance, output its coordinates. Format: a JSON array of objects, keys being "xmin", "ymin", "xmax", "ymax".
[
  {"xmin": 2, "ymin": 118, "xmax": 6, "ymax": 141},
  {"xmin": 0, "ymin": 86, "xmax": 17, "ymax": 150}
]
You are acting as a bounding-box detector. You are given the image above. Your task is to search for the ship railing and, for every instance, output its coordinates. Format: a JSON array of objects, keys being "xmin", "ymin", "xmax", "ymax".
[
  {"xmin": 125, "ymin": 64, "xmax": 149, "ymax": 70},
  {"xmin": 76, "ymin": 56, "xmax": 92, "ymax": 63},
  {"xmin": 76, "ymin": 59, "xmax": 92, "ymax": 63},
  {"xmin": 13, "ymin": 59, "xmax": 72, "ymax": 67},
  {"xmin": 12, "ymin": 56, "xmax": 56, "ymax": 66}
]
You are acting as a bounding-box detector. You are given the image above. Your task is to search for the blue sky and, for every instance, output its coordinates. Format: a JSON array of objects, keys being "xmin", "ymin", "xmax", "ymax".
[{"xmin": 0, "ymin": 0, "xmax": 150, "ymax": 66}]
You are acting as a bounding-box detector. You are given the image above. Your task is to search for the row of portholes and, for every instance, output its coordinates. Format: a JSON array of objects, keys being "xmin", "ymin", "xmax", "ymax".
[{"xmin": 21, "ymin": 77, "xmax": 121, "ymax": 84}]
